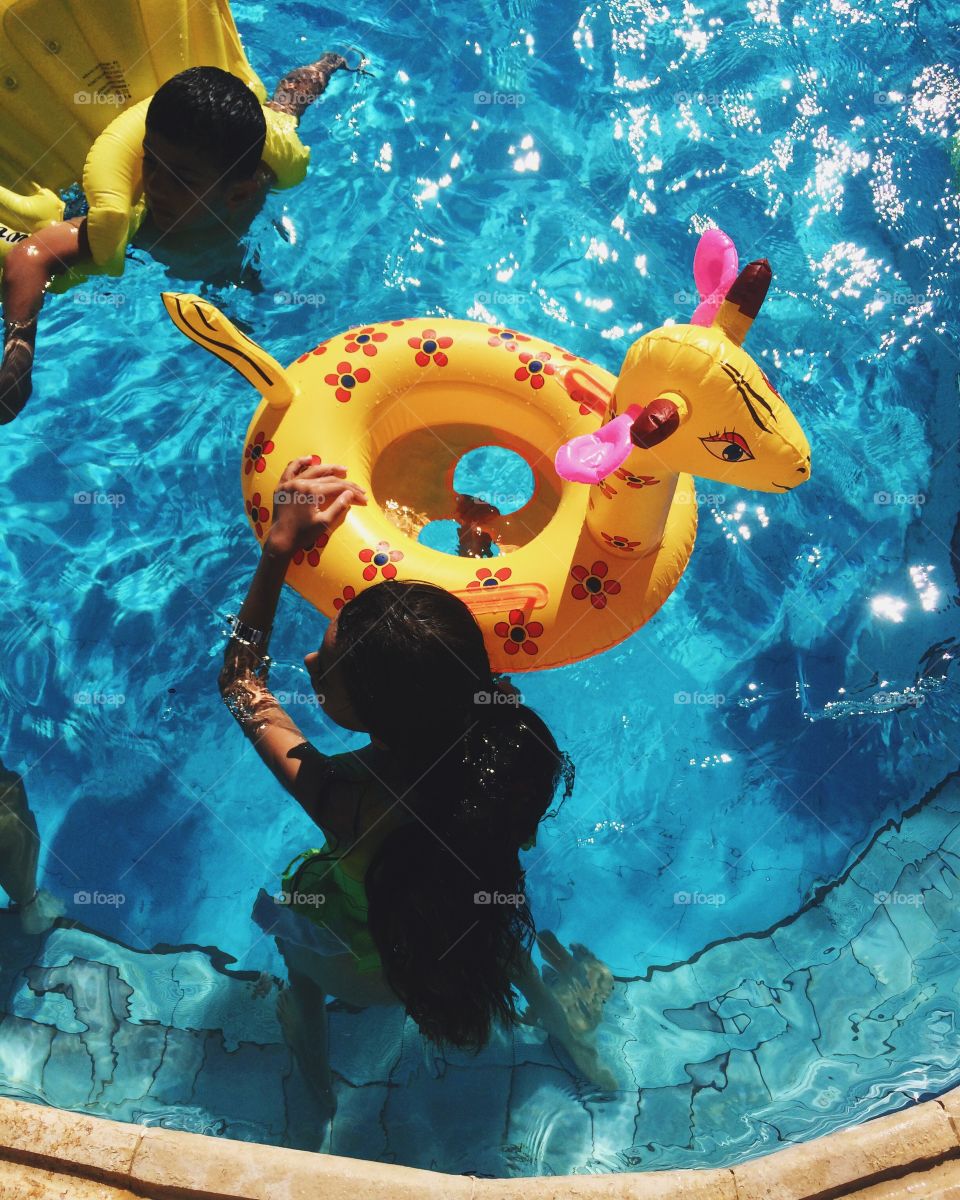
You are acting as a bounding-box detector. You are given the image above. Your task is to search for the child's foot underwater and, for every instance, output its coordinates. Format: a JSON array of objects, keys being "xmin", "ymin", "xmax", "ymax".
[{"xmin": 277, "ymin": 973, "xmax": 336, "ymax": 1114}]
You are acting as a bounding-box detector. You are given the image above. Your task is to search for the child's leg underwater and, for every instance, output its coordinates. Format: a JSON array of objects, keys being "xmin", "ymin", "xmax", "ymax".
[{"xmin": 0, "ymin": 760, "xmax": 64, "ymax": 933}]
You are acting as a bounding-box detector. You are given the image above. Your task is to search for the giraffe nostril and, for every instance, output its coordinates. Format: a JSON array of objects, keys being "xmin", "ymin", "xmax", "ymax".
[{"xmin": 797, "ymin": 464, "xmax": 807, "ymax": 474}]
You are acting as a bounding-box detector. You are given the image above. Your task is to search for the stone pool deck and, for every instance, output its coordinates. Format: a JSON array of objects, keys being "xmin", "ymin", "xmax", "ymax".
[{"xmin": 2, "ymin": 1086, "xmax": 960, "ymax": 1198}]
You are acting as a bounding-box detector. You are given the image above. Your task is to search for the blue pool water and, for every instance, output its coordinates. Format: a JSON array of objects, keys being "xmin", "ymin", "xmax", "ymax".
[{"xmin": 2, "ymin": 0, "xmax": 960, "ymax": 1176}]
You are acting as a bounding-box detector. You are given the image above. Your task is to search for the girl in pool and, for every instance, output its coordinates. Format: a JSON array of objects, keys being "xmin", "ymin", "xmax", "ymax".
[{"xmin": 220, "ymin": 457, "xmax": 615, "ymax": 1107}]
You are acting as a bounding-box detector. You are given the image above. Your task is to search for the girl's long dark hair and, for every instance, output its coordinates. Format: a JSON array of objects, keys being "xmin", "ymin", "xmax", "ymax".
[{"xmin": 333, "ymin": 580, "xmax": 572, "ymax": 1048}]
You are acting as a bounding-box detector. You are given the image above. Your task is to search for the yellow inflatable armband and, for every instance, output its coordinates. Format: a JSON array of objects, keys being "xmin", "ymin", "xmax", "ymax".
[{"xmin": 0, "ymin": 185, "xmax": 63, "ymax": 265}]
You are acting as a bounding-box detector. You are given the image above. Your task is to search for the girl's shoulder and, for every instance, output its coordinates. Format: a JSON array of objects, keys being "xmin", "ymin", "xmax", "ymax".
[
  {"xmin": 326, "ymin": 743, "xmax": 392, "ymax": 784},
  {"xmin": 326, "ymin": 744, "xmax": 405, "ymax": 819}
]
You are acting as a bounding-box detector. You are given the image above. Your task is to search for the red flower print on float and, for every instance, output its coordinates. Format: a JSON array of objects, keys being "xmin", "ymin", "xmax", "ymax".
[
  {"xmin": 293, "ymin": 532, "xmax": 329, "ymax": 568},
  {"xmin": 514, "ymin": 350, "xmax": 555, "ymax": 390},
  {"xmin": 614, "ymin": 468, "xmax": 660, "ymax": 488},
  {"xmin": 296, "ymin": 342, "xmax": 329, "ymax": 363},
  {"xmin": 570, "ymin": 561, "xmax": 621, "ymax": 609},
  {"xmin": 597, "ymin": 478, "xmax": 618, "ymax": 499},
  {"xmin": 333, "ymin": 585, "xmax": 357, "ymax": 612},
  {"xmin": 245, "ymin": 493, "xmax": 270, "ymax": 538},
  {"xmin": 408, "ymin": 329, "xmax": 453, "ymax": 367},
  {"xmin": 467, "ymin": 566, "xmax": 513, "ymax": 589},
  {"xmin": 324, "ymin": 360, "xmax": 371, "ymax": 404},
  {"xmin": 601, "ymin": 532, "xmax": 643, "ymax": 552},
  {"xmin": 494, "ymin": 609, "xmax": 544, "ymax": 657},
  {"xmin": 487, "ymin": 327, "xmax": 531, "ymax": 351},
  {"xmin": 345, "ymin": 326, "xmax": 388, "ymax": 356},
  {"xmin": 359, "ymin": 541, "xmax": 403, "ymax": 581},
  {"xmin": 244, "ymin": 430, "xmax": 274, "ymax": 475}
]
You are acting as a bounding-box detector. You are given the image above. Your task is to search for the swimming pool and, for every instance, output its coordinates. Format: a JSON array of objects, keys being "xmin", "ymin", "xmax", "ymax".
[{"xmin": 1, "ymin": 0, "xmax": 959, "ymax": 1176}]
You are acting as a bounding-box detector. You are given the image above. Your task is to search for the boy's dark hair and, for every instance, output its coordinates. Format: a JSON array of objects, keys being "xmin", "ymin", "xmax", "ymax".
[
  {"xmin": 333, "ymin": 580, "xmax": 574, "ymax": 1049},
  {"xmin": 146, "ymin": 66, "xmax": 266, "ymax": 181}
]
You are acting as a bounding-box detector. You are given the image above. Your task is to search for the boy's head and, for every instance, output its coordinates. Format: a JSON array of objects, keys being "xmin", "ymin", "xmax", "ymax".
[{"xmin": 143, "ymin": 66, "xmax": 266, "ymax": 233}]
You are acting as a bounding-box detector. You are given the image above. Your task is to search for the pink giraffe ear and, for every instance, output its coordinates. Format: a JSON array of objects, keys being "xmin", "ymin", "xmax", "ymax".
[
  {"xmin": 555, "ymin": 412, "xmax": 638, "ymax": 484},
  {"xmin": 690, "ymin": 229, "xmax": 738, "ymax": 326}
]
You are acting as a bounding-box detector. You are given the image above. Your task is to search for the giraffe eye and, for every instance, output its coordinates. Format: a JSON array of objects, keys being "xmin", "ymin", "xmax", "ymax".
[{"xmin": 701, "ymin": 431, "xmax": 754, "ymax": 463}]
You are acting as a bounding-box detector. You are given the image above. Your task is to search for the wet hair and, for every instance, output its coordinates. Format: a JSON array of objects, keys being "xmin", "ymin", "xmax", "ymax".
[
  {"xmin": 146, "ymin": 66, "xmax": 266, "ymax": 182},
  {"xmin": 333, "ymin": 580, "xmax": 574, "ymax": 1048}
]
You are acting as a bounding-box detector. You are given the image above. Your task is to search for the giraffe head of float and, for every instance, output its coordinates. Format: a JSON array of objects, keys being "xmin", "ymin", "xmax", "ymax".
[{"xmin": 556, "ymin": 238, "xmax": 811, "ymax": 495}]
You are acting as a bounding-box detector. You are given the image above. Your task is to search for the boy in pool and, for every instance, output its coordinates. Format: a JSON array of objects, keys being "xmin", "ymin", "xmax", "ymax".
[{"xmin": 0, "ymin": 55, "xmax": 355, "ymax": 424}]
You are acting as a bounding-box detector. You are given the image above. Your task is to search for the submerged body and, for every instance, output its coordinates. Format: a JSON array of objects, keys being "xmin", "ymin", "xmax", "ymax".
[{"xmin": 0, "ymin": 762, "xmax": 63, "ymax": 934}]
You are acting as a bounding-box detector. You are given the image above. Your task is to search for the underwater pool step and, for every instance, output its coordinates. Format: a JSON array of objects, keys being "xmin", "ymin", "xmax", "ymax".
[{"xmin": 2, "ymin": 1089, "xmax": 960, "ymax": 1199}]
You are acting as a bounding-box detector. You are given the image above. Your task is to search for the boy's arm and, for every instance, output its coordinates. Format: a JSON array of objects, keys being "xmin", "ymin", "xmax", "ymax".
[
  {"xmin": 266, "ymin": 52, "xmax": 351, "ymax": 121},
  {"xmin": 1, "ymin": 217, "xmax": 89, "ymax": 424}
]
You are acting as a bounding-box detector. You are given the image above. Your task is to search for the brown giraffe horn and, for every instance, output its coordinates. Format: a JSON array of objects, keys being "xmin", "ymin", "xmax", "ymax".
[{"xmin": 710, "ymin": 258, "xmax": 772, "ymax": 346}]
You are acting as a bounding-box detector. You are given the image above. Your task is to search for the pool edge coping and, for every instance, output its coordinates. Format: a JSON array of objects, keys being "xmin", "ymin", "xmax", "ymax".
[{"xmin": 2, "ymin": 1087, "xmax": 960, "ymax": 1198}]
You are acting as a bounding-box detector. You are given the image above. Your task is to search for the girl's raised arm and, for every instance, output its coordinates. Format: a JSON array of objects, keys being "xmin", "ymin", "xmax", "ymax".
[{"xmin": 218, "ymin": 458, "xmax": 366, "ymax": 821}]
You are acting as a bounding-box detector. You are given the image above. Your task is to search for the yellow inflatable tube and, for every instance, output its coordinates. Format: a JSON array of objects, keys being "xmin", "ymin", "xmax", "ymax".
[{"xmin": 162, "ymin": 253, "xmax": 811, "ymax": 673}]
